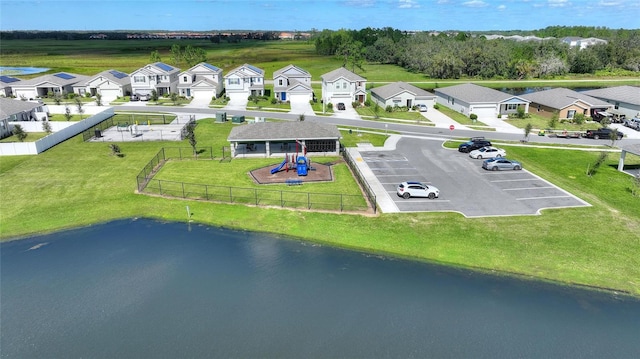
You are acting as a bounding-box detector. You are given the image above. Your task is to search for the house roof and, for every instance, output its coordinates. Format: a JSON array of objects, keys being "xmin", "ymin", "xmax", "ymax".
[
  {"xmin": 225, "ymin": 63, "xmax": 264, "ymax": 78},
  {"xmin": 580, "ymin": 86, "xmax": 640, "ymax": 106},
  {"xmin": 180, "ymin": 62, "xmax": 222, "ymax": 76},
  {"xmin": 228, "ymin": 122, "xmax": 341, "ymax": 142},
  {"xmin": 321, "ymin": 67, "xmax": 365, "ymax": 83},
  {"xmin": 87, "ymin": 69, "xmax": 131, "ymax": 86},
  {"xmin": 435, "ymin": 83, "xmax": 526, "ymax": 104},
  {"xmin": 273, "ymin": 64, "xmax": 311, "ymax": 79},
  {"xmin": 0, "ymin": 98, "xmax": 41, "ymax": 119},
  {"xmin": 520, "ymin": 88, "xmax": 612, "ymax": 110},
  {"xmin": 371, "ymin": 82, "xmax": 434, "ymax": 100},
  {"xmin": 150, "ymin": 62, "xmax": 180, "ymax": 74},
  {"xmin": 0, "ymin": 75, "xmax": 22, "ymax": 87},
  {"xmin": 12, "ymin": 72, "xmax": 90, "ymax": 87}
]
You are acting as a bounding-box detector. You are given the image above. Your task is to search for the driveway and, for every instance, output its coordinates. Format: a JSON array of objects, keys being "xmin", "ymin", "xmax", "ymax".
[
  {"xmin": 289, "ymin": 99, "xmax": 315, "ymax": 116},
  {"xmin": 353, "ymin": 137, "xmax": 590, "ymax": 217},
  {"xmin": 332, "ymin": 102, "xmax": 361, "ymax": 120},
  {"xmin": 185, "ymin": 96, "xmax": 211, "ymax": 108},
  {"xmin": 224, "ymin": 93, "xmax": 248, "ymax": 110}
]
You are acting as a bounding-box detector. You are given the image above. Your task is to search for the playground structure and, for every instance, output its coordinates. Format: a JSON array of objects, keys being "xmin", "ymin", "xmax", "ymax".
[{"xmin": 270, "ymin": 140, "xmax": 314, "ymax": 176}]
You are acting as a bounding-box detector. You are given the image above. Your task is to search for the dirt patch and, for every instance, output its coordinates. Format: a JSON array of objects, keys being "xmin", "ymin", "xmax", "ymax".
[{"xmin": 250, "ymin": 160, "xmax": 336, "ymax": 184}]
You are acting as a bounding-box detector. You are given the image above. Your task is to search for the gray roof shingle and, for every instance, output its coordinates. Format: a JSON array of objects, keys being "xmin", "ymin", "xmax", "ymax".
[
  {"xmin": 520, "ymin": 88, "xmax": 611, "ymax": 109},
  {"xmin": 580, "ymin": 86, "xmax": 640, "ymax": 106},
  {"xmin": 321, "ymin": 67, "xmax": 365, "ymax": 83},
  {"xmin": 435, "ymin": 83, "xmax": 523, "ymax": 103},
  {"xmin": 371, "ymin": 82, "xmax": 433, "ymax": 100},
  {"xmin": 0, "ymin": 98, "xmax": 41, "ymax": 119},
  {"xmin": 228, "ymin": 122, "xmax": 341, "ymax": 142}
]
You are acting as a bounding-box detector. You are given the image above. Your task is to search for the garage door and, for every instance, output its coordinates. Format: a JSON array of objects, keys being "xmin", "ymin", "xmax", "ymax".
[
  {"xmin": 192, "ymin": 89, "xmax": 213, "ymax": 100},
  {"xmin": 99, "ymin": 89, "xmax": 119, "ymax": 102},
  {"xmin": 470, "ymin": 106, "xmax": 496, "ymax": 119},
  {"xmin": 289, "ymin": 93, "xmax": 310, "ymax": 105}
]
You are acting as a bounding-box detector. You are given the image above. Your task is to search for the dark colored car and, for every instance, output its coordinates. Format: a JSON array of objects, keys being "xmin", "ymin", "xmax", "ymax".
[
  {"xmin": 584, "ymin": 128, "xmax": 623, "ymax": 140},
  {"xmin": 458, "ymin": 138, "xmax": 492, "ymax": 153},
  {"xmin": 336, "ymin": 102, "xmax": 346, "ymax": 110},
  {"xmin": 130, "ymin": 93, "xmax": 139, "ymax": 101}
]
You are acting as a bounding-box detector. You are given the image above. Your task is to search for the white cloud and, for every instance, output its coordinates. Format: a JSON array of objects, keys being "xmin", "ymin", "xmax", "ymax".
[
  {"xmin": 398, "ymin": 0, "xmax": 420, "ymax": 8},
  {"xmin": 345, "ymin": 0, "xmax": 377, "ymax": 7},
  {"xmin": 548, "ymin": 0, "xmax": 570, "ymax": 7},
  {"xmin": 598, "ymin": 0, "xmax": 621, "ymax": 5},
  {"xmin": 497, "ymin": 4, "xmax": 506, "ymax": 10},
  {"xmin": 462, "ymin": 0, "xmax": 489, "ymax": 7}
]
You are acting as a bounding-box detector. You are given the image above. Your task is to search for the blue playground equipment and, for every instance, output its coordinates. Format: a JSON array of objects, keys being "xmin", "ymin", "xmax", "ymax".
[
  {"xmin": 296, "ymin": 156, "xmax": 308, "ymax": 176},
  {"xmin": 270, "ymin": 153, "xmax": 312, "ymax": 176},
  {"xmin": 270, "ymin": 158, "xmax": 288, "ymax": 174}
]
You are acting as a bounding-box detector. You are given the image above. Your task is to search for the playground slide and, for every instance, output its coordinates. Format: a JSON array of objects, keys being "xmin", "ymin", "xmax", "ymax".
[{"xmin": 270, "ymin": 159, "xmax": 287, "ymax": 174}]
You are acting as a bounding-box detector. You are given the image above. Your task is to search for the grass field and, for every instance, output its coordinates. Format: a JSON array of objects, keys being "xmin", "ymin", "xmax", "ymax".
[{"xmin": 1, "ymin": 118, "xmax": 639, "ymax": 296}]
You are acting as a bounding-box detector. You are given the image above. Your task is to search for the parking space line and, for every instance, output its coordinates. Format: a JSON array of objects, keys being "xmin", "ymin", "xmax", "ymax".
[
  {"xmin": 517, "ymin": 195, "xmax": 572, "ymax": 200},
  {"xmin": 504, "ymin": 187, "xmax": 555, "ymax": 191},
  {"xmin": 491, "ymin": 179, "xmax": 538, "ymax": 182}
]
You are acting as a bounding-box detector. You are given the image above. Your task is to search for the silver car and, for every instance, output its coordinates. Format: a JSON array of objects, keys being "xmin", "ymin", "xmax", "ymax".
[
  {"xmin": 396, "ymin": 181, "xmax": 439, "ymax": 199},
  {"xmin": 482, "ymin": 158, "xmax": 522, "ymax": 171}
]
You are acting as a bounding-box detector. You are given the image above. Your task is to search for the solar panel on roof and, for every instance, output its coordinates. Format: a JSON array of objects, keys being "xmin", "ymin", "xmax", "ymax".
[
  {"xmin": 246, "ymin": 64, "xmax": 263, "ymax": 74},
  {"xmin": 109, "ymin": 70, "xmax": 128, "ymax": 79},
  {"xmin": 54, "ymin": 73, "xmax": 76, "ymax": 80},
  {"xmin": 0, "ymin": 75, "xmax": 20, "ymax": 83},
  {"xmin": 155, "ymin": 62, "xmax": 174, "ymax": 72},
  {"xmin": 203, "ymin": 63, "xmax": 220, "ymax": 72}
]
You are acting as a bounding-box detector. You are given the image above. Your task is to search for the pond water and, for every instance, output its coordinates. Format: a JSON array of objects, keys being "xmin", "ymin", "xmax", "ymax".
[
  {"xmin": 1, "ymin": 218, "xmax": 639, "ymax": 358},
  {"xmin": 500, "ymin": 87, "xmax": 598, "ymax": 95},
  {"xmin": 0, "ymin": 66, "xmax": 50, "ymax": 76}
]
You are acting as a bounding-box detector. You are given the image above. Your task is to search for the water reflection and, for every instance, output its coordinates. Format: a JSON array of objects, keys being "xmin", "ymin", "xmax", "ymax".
[{"xmin": 1, "ymin": 219, "xmax": 638, "ymax": 358}]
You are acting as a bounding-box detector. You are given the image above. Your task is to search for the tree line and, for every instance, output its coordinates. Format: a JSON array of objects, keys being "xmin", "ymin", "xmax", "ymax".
[{"xmin": 313, "ymin": 26, "xmax": 640, "ymax": 79}]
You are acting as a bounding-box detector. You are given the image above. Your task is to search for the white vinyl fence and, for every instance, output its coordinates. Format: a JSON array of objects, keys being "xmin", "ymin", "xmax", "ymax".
[{"xmin": 0, "ymin": 108, "xmax": 114, "ymax": 156}]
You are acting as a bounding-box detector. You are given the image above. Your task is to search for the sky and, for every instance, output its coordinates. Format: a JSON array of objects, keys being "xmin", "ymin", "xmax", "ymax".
[{"xmin": 1, "ymin": 0, "xmax": 638, "ymax": 32}]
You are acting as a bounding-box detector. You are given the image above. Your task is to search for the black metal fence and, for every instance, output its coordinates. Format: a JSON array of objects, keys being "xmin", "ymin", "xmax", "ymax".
[
  {"xmin": 342, "ymin": 147, "xmax": 377, "ymax": 214},
  {"xmin": 135, "ymin": 146, "xmax": 374, "ymax": 213},
  {"xmin": 81, "ymin": 116, "xmax": 115, "ymax": 141}
]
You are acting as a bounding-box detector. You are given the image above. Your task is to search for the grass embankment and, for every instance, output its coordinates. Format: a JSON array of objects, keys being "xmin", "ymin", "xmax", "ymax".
[{"xmin": 1, "ymin": 119, "xmax": 639, "ymax": 296}]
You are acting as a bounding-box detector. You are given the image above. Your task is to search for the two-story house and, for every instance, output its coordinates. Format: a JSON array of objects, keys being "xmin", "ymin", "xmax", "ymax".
[
  {"xmin": 130, "ymin": 62, "xmax": 181, "ymax": 97},
  {"xmin": 273, "ymin": 64, "xmax": 313, "ymax": 104},
  {"xmin": 177, "ymin": 62, "xmax": 224, "ymax": 101},
  {"xmin": 320, "ymin": 67, "xmax": 367, "ymax": 108},
  {"xmin": 84, "ymin": 70, "xmax": 131, "ymax": 102},
  {"xmin": 223, "ymin": 64, "xmax": 264, "ymax": 97}
]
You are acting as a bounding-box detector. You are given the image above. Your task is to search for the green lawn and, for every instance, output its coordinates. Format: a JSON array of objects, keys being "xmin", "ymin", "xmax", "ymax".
[
  {"xmin": 0, "ymin": 132, "xmax": 49, "ymax": 142},
  {"xmin": 1, "ymin": 118, "xmax": 639, "ymax": 296}
]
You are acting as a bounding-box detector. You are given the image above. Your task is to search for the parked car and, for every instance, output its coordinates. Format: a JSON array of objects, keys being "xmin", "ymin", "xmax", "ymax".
[
  {"xmin": 584, "ymin": 128, "xmax": 623, "ymax": 140},
  {"xmin": 416, "ymin": 104, "xmax": 428, "ymax": 112},
  {"xmin": 458, "ymin": 138, "xmax": 492, "ymax": 153},
  {"xmin": 130, "ymin": 94, "xmax": 139, "ymax": 101},
  {"xmin": 482, "ymin": 158, "xmax": 522, "ymax": 171},
  {"xmin": 469, "ymin": 146, "xmax": 506, "ymax": 159},
  {"xmin": 396, "ymin": 181, "xmax": 439, "ymax": 199},
  {"xmin": 624, "ymin": 118, "xmax": 640, "ymax": 131},
  {"xmin": 138, "ymin": 93, "xmax": 151, "ymax": 101},
  {"xmin": 336, "ymin": 102, "xmax": 346, "ymax": 110}
]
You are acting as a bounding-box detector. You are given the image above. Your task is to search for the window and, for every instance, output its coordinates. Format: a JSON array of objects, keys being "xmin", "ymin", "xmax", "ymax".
[
  {"xmin": 567, "ymin": 110, "xmax": 576, "ymax": 119},
  {"xmin": 133, "ymin": 76, "xmax": 145, "ymax": 83},
  {"xmin": 278, "ymin": 79, "xmax": 283, "ymax": 86},
  {"xmin": 506, "ymin": 104, "xmax": 518, "ymax": 110},
  {"xmin": 343, "ymin": 82, "xmax": 348, "ymax": 89},
  {"xmin": 228, "ymin": 78, "xmax": 240, "ymax": 85},
  {"xmin": 615, "ymin": 102, "xmax": 619, "ymax": 110},
  {"xmin": 183, "ymin": 76, "xmax": 188, "ymax": 82}
]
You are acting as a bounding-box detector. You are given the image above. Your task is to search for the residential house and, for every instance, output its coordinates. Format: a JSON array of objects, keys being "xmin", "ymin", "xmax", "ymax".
[
  {"xmin": 11, "ymin": 72, "xmax": 90, "ymax": 100},
  {"xmin": 177, "ymin": 62, "xmax": 224, "ymax": 100},
  {"xmin": 0, "ymin": 75, "xmax": 21, "ymax": 97},
  {"xmin": 320, "ymin": 67, "xmax": 367, "ymax": 108},
  {"xmin": 370, "ymin": 82, "xmax": 435, "ymax": 109},
  {"xmin": 520, "ymin": 88, "xmax": 613, "ymax": 120},
  {"xmin": 130, "ymin": 62, "xmax": 181, "ymax": 97},
  {"xmin": 0, "ymin": 98, "xmax": 49, "ymax": 138},
  {"xmin": 580, "ymin": 86, "xmax": 640, "ymax": 120},
  {"xmin": 561, "ymin": 37, "xmax": 608, "ymax": 50},
  {"xmin": 84, "ymin": 70, "xmax": 132, "ymax": 102},
  {"xmin": 223, "ymin": 64, "xmax": 264, "ymax": 97},
  {"xmin": 273, "ymin": 64, "xmax": 313, "ymax": 104},
  {"xmin": 434, "ymin": 83, "xmax": 529, "ymax": 119}
]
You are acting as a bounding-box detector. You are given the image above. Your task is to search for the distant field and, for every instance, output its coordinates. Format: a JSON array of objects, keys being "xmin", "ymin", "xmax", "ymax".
[{"xmin": 2, "ymin": 39, "xmax": 638, "ymax": 88}]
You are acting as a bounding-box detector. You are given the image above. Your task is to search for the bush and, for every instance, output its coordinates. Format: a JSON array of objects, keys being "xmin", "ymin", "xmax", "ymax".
[
  {"xmin": 434, "ymin": 103, "xmax": 440, "ymax": 110},
  {"xmin": 327, "ymin": 103, "xmax": 333, "ymax": 110},
  {"xmin": 85, "ymin": 92, "xmax": 92, "ymax": 98},
  {"xmin": 385, "ymin": 105, "xmax": 393, "ymax": 113},
  {"xmin": 352, "ymin": 101, "xmax": 360, "ymax": 109},
  {"xmin": 364, "ymin": 99, "xmax": 372, "ymax": 107},
  {"xmin": 470, "ymin": 113, "xmax": 478, "ymax": 121},
  {"xmin": 270, "ymin": 97, "xmax": 278, "ymax": 104},
  {"xmin": 66, "ymin": 93, "xmax": 77, "ymax": 99}
]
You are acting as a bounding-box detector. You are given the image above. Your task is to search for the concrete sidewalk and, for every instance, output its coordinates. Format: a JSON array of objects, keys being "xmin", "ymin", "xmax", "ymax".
[{"xmin": 421, "ymin": 108, "xmax": 471, "ymax": 130}]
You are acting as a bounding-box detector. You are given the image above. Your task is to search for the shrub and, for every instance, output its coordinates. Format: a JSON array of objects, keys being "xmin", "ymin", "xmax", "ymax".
[
  {"xmin": 573, "ymin": 113, "xmax": 586, "ymax": 125},
  {"xmin": 66, "ymin": 93, "xmax": 77, "ymax": 99},
  {"xmin": 364, "ymin": 99, "xmax": 372, "ymax": 107},
  {"xmin": 327, "ymin": 102, "xmax": 333, "ymax": 110},
  {"xmin": 352, "ymin": 101, "xmax": 360, "ymax": 108},
  {"xmin": 470, "ymin": 113, "xmax": 478, "ymax": 121},
  {"xmin": 433, "ymin": 103, "xmax": 440, "ymax": 110},
  {"xmin": 85, "ymin": 92, "xmax": 92, "ymax": 98},
  {"xmin": 270, "ymin": 97, "xmax": 277, "ymax": 104},
  {"xmin": 385, "ymin": 105, "xmax": 393, "ymax": 113}
]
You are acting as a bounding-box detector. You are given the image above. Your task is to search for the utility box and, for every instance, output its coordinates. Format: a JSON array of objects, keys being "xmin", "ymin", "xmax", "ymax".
[
  {"xmin": 94, "ymin": 129, "xmax": 102, "ymax": 138},
  {"xmin": 231, "ymin": 115, "xmax": 245, "ymax": 123},
  {"xmin": 215, "ymin": 112, "xmax": 227, "ymax": 122}
]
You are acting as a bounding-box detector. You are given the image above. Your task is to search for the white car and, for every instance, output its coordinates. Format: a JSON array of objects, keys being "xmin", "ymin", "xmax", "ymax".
[
  {"xmin": 396, "ymin": 181, "xmax": 439, "ymax": 199},
  {"xmin": 469, "ymin": 146, "xmax": 506, "ymax": 159},
  {"xmin": 416, "ymin": 104, "xmax": 428, "ymax": 112}
]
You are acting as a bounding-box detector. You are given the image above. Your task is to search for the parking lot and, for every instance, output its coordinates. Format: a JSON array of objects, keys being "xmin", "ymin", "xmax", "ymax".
[{"xmin": 358, "ymin": 137, "xmax": 590, "ymax": 217}]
